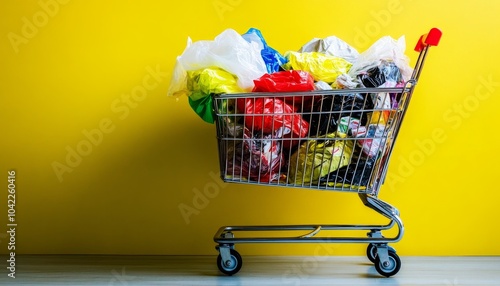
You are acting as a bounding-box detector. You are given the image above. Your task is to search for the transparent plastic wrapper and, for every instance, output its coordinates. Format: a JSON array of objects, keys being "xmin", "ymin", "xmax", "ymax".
[
  {"xmin": 242, "ymin": 28, "xmax": 288, "ymax": 74},
  {"xmin": 283, "ymin": 51, "xmax": 352, "ymax": 83},
  {"xmin": 348, "ymin": 36, "xmax": 413, "ymax": 82},
  {"xmin": 187, "ymin": 67, "xmax": 243, "ymax": 123},
  {"xmin": 298, "ymin": 36, "xmax": 359, "ymax": 63},
  {"xmin": 225, "ymin": 127, "xmax": 284, "ymax": 183},
  {"xmin": 288, "ymin": 133, "xmax": 353, "ymax": 185},
  {"xmin": 167, "ymin": 29, "xmax": 268, "ymax": 97}
]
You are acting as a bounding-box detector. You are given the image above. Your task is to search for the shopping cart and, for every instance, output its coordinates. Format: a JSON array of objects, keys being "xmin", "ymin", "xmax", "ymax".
[{"xmin": 211, "ymin": 28, "xmax": 442, "ymax": 277}]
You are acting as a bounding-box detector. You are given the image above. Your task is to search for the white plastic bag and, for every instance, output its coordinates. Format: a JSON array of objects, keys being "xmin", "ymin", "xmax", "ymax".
[
  {"xmin": 348, "ymin": 36, "xmax": 413, "ymax": 82},
  {"xmin": 167, "ymin": 29, "xmax": 268, "ymax": 97}
]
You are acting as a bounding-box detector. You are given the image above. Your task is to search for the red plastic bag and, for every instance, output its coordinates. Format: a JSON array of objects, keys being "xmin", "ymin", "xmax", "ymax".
[
  {"xmin": 237, "ymin": 97, "xmax": 309, "ymax": 149},
  {"xmin": 226, "ymin": 128, "xmax": 284, "ymax": 183},
  {"xmin": 252, "ymin": 70, "xmax": 316, "ymax": 107},
  {"xmin": 252, "ymin": 70, "xmax": 315, "ymax": 92}
]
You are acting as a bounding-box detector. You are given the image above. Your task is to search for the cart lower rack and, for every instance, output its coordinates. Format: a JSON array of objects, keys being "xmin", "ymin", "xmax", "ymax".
[{"xmin": 212, "ymin": 28, "xmax": 442, "ymax": 277}]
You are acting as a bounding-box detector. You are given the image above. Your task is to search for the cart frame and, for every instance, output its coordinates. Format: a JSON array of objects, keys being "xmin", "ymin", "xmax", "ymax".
[{"xmin": 211, "ymin": 28, "xmax": 442, "ymax": 277}]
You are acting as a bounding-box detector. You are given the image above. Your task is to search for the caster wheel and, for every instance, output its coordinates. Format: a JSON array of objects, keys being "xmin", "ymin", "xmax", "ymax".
[
  {"xmin": 367, "ymin": 244, "xmax": 397, "ymax": 263},
  {"xmin": 217, "ymin": 249, "xmax": 242, "ymax": 276},
  {"xmin": 366, "ymin": 244, "xmax": 377, "ymax": 263},
  {"xmin": 374, "ymin": 250, "xmax": 401, "ymax": 277}
]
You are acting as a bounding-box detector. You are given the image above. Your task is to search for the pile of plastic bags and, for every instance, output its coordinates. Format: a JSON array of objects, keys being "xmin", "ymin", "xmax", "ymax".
[{"xmin": 168, "ymin": 28, "xmax": 412, "ymax": 188}]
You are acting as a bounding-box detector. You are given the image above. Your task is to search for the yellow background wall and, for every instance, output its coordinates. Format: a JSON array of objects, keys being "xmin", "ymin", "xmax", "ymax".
[{"xmin": 1, "ymin": 0, "xmax": 499, "ymax": 256}]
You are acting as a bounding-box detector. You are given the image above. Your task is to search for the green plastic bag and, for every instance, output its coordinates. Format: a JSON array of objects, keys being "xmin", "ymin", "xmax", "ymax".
[
  {"xmin": 283, "ymin": 51, "xmax": 352, "ymax": 84},
  {"xmin": 186, "ymin": 67, "xmax": 242, "ymax": 123},
  {"xmin": 288, "ymin": 133, "xmax": 353, "ymax": 185},
  {"xmin": 188, "ymin": 95, "xmax": 215, "ymax": 124}
]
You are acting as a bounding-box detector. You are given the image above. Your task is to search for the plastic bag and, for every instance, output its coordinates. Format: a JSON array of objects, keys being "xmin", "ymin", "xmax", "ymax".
[
  {"xmin": 237, "ymin": 97, "xmax": 309, "ymax": 148},
  {"xmin": 358, "ymin": 61, "xmax": 405, "ymax": 109},
  {"xmin": 185, "ymin": 67, "xmax": 243, "ymax": 123},
  {"xmin": 242, "ymin": 28, "xmax": 288, "ymax": 74},
  {"xmin": 337, "ymin": 116, "xmax": 361, "ymax": 136},
  {"xmin": 252, "ymin": 70, "xmax": 316, "ymax": 107},
  {"xmin": 252, "ymin": 70, "xmax": 315, "ymax": 93},
  {"xmin": 167, "ymin": 29, "xmax": 268, "ymax": 97},
  {"xmin": 298, "ymin": 36, "xmax": 359, "ymax": 63},
  {"xmin": 225, "ymin": 127, "xmax": 284, "ymax": 183},
  {"xmin": 306, "ymin": 94, "xmax": 374, "ymax": 137},
  {"xmin": 188, "ymin": 95, "xmax": 215, "ymax": 124},
  {"xmin": 283, "ymin": 51, "xmax": 352, "ymax": 83},
  {"xmin": 335, "ymin": 74, "xmax": 361, "ymax": 89},
  {"xmin": 348, "ymin": 36, "xmax": 413, "ymax": 82},
  {"xmin": 318, "ymin": 157, "xmax": 375, "ymax": 189},
  {"xmin": 352, "ymin": 124, "xmax": 387, "ymax": 158},
  {"xmin": 187, "ymin": 67, "xmax": 243, "ymax": 97},
  {"xmin": 288, "ymin": 133, "xmax": 353, "ymax": 185},
  {"xmin": 358, "ymin": 60, "xmax": 402, "ymax": 88}
]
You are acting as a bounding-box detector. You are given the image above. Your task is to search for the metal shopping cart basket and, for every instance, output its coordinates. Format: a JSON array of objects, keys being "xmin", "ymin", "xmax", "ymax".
[{"xmin": 211, "ymin": 28, "xmax": 442, "ymax": 277}]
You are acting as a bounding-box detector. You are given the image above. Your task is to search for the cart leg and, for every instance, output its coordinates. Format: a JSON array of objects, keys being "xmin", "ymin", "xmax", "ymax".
[
  {"xmin": 216, "ymin": 244, "xmax": 243, "ymax": 276},
  {"xmin": 216, "ymin": 232, "xmax": 243, "ymax": 276},
  {"xmin": 216, "ymin": 232, "xmax": 236, "ymax": 267},
  {"xmin": 219, "ymin": 245, "xmax": 232, "ymax": 265},
  {"xmin": 373, "ymin": 244, "xmax": 401, "ymax": 277}
]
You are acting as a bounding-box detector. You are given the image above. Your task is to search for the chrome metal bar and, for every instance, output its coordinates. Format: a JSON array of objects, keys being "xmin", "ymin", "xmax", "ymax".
[
  {"xmin": 213, "ymin": 87, "xmax": 411, "ymax": 100},
  {"xmin": 214, "ymin": 194, "xmax": 403, "ymax": 245},
  {"xmin": 299, "ymin": 226, "xmax": 322, "ymax": 238},
  {"xmin": 215, "ymin": 236, "xmax": 401, "ymax": 244}
]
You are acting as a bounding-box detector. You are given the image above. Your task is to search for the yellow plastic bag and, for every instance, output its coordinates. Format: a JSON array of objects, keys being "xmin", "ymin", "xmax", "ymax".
[
  {"xmin": 187, "ymin": 67, "xmax": 242, "ymax": 98},
  {"xmin": 288, "ymin": 133, "xmax": 353, "ymax": 185},
  {"xmin": 283, "ymin": 51, "xmax": 352, "ymax": 83},
  {"xmin": 187, "ymin": 67, "xmax": 243, "ymax": 123}
]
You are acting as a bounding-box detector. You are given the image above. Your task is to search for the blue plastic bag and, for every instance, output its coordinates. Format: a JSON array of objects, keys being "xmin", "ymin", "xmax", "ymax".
[{"xmin": 242, "ymin": 28, "xmax": 288, "ymax": 73}]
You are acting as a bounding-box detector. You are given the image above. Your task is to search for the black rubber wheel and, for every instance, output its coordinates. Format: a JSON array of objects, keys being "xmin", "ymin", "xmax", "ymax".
[
  {"xmin": 217, "ymin": 249, "xmax": 242, "ymax": 276},
  {"xmin": 366, "ymin": 244, "xmax": 377, "ymax": 263},
  {"xmin": 374, "ymin": 251, "xmax": 401, "ymax": 277}
]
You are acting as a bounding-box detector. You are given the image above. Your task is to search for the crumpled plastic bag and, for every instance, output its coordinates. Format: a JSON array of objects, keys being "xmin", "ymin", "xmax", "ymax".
[
  {"xmin": 283, "ymin": 51, "xmax": 352, "ymax": 83},
  {"xmin": 351, "ymin": 124, "xmax": 387, "ymax": 158},
  {"xmin": 187, "ymin": 67, "xmax": 243, "ymax": 99},
  {"xmin": 314, "ymin": 81, "xmax": 333, "ymax": 90},
  {"xmin": 186, "ymin": 67, "xmax": 243, "ymax": 123},
  {"xmin": 319, "ymin": 157, "xmax": 376, "ymax": 189},
  {"xmin": 348, "ymin": 36, "xmax": 413, "ymax": 82},
  {"xmin": 252, "ymin": 70, "xmax": 316, "ymax": 106},
  {"xmin": 358, "ymin": 60, "xmax": 403, "ymax": 88},
  {"xmin": 252, "ymin": 70, "xmax": 315, "ymax": 93},
  {"xmin": 188, "ymin": 96, "xmax": 215, "ymax": 124},
  {"xmin": 236, "ymin": 97, "xmax": 309, "ymax": 149},
  {"xmin": 358, "ymin": 61, "xmax": 405, "ymax": 110},
  {"xmin": 306, "ymin": 94, "xmax": 374, "ymax": 137},
  {"xmin": 242, "ymin": 28, "xmax": 288, "ymax": 74},
  {"xmin": 335, "ymin": 74, "xmax": 361, "ymax": 89},
  {"xmin": 225, "ymin": 127, "xmax": 284, "ymax": 183},
  {"xmin": 298, "ymin": 36, "xmax": 359, "ymax": 63},
  {"xmin": 288, "ymin": 133, "xmax": 353, "ymax": 186},
  {"xmin": 167, "ymin": 29, "xmax": 268, "ymax": 97}
]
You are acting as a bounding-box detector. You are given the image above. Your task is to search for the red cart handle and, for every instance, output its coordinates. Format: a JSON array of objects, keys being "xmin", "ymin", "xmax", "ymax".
[{"xmin": 414, "ymin": 28, "xmax": 442, "ymax": 52}]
